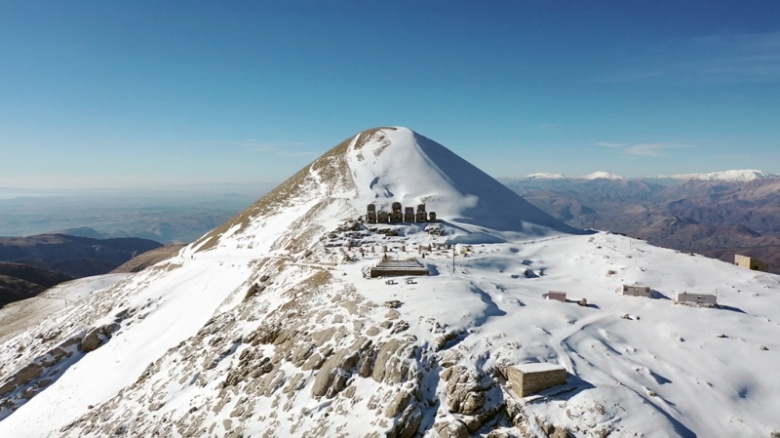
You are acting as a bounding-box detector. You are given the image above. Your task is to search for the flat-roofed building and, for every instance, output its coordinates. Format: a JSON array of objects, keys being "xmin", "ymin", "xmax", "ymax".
[
  {"xmin": 735, "ymin": 254, "xmax": 768, "ymax": 272},
  {"xmin": 507, "ymin": 363, "xmax": 567, "ymax": 397},
  {"xmin": 675, "ymin": 292, "xmax": 718, "ymax": 308},
  {"xmin": 621, "ymin": 284, "xmax": 652, "ymax": 298},
  {"xmin": 370, "ymin": 259, "xmax": 429, "ymax": 278}
]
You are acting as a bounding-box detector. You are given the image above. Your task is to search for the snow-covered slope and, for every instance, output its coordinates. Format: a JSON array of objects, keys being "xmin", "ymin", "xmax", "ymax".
[
  {"xmin": 0, "ymin": 274, "xmax": 130, "ymax": 343},
  {"xmin": 659, "ymin": 169, "xmax": 779, "ymax": 182},
  {"xmin": 1, "ymin": 127, "xmax": 779, "ymax": 438}
]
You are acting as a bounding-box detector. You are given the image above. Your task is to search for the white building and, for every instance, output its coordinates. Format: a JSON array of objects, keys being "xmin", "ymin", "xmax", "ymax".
[
  {"xmin": 675, "ymin": 292, "xmax": 718, "ymax": 308},
  {"xmin": 620, "ymin": 284, "xmax": 652, "ymax": 298}
]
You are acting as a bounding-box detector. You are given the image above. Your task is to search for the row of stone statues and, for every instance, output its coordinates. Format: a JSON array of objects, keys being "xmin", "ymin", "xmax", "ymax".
[{"xmin": 365, "ymin": 203, "xmax": 436, "ymax": 224}]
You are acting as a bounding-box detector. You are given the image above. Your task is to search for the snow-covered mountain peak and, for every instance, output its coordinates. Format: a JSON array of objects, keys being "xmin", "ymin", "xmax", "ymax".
[
  {"xmin": 193, "ymin": 127, "xmax": 579, "ymax": 256},
  {"xmin": 525, "ymin": 172, "xmax": 566, "ymax": 179},
  {"xmin": 580, "ymin": 171, "xmax": 624, "ymax": 180},
  {"xmin": 346, "ymin": 127, "xmax": 577, "ymax": 233},
  {"xmin": 2, "ymin": 128, "xmax": 779, "ymax": 438}
]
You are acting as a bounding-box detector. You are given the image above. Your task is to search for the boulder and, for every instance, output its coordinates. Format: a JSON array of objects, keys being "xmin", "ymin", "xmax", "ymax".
[
  {"xmin": 80, "ymin": 329, "xmax": 105, "ymax": 353},
  {"xmin": 14, "ymin": 364, "xmax": 43, "ymax": 385}
]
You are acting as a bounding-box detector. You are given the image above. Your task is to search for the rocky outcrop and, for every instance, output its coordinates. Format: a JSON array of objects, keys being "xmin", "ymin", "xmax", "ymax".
[
  {"xmin": 80, "ymin": 323, "xmax": 119, "ymax": 353},
  {"xmin": 0, "ymin": 323, "xmax": 120, "ymax": 419},
  {"xmin": 437, "ymin": 351, "xmax": 506, "ymax": 434}
]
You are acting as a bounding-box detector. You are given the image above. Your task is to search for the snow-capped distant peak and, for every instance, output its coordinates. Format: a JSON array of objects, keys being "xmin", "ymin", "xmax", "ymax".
[
  {"xmin": 525, "ymin": 172, "xmax": 566, "ymax": 179},
  {"xmin": 660, "ymin": 169, "xmax": 779, "ymax": 182},
  {"xmin": 580, "ymin": 171, "xmax": 624, "ymax": 180}
]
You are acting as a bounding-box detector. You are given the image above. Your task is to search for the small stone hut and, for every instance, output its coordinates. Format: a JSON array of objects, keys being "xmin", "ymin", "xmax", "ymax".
[
  {"xmin": 675, "ymin": 292, "xmax": 718, "ymax": 308},
  {"xmin": 734, "ymin": 254, "xmax": 768, "ymax": 272},
  {"xmin": 621, "ymin": 284, "xmax": 652, "ymax": 298},
  {"xmin": 546, "ymin": 291, "xmax": 567, "ymax": 302},
  {"xmin": 507, "ymin": 363, "xmax": 567, "ymax": 397}
]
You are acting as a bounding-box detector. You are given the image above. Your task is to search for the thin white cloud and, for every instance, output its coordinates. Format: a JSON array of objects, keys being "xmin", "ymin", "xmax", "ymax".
[
  {"xmin": 596, "ymin": 142, "xmax": 625, "ymax": 148},
  {"xmin": 624, "ymin": 142, "xmax": 694, "ymax": 157},
  {"xmin": 596, "ymin": 141, "xmax": 695, "ymax": 157}
]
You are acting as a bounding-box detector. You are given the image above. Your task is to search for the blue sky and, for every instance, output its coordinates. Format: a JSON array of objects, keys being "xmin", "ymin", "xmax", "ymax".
[{"xmin": 1, "ymin": 1, "xmax": 779, "ymax": 189}]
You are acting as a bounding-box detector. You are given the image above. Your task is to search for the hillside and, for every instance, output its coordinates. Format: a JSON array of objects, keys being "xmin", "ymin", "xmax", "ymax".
[
  {"xmin": 1, "ymin": 128, "xmax": 778, "ymax": 437},
  {"xmin": 0, "ymin": 262, "xmax": 73, "ymax": 308},
  {"xmin": 0, "ymin": 234, "xmax": 163, "ymax": 278},
  {"xmin": 111, "ymin": 244, "xmax": 186, "ymax": 274}
]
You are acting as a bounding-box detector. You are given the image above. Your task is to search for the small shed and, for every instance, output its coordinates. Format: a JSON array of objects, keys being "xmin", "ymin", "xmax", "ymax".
[
  {"xmin": 734, "ymin": 254, "xmax": 768, "ymax": 272},
  {"xmin": 621, "ymin": 284, "xmax": 652, "ymax": 298},
  {"xmin": 546, "ymin": 291, "xmax": 567, "ymax": 302},
  {"xmin": 507, "ymin": 363, "xmax": 567, "ymax": 397},
  {"xmin": 675, "ymin": 292, "xmax": 718, "ymax": 308}
]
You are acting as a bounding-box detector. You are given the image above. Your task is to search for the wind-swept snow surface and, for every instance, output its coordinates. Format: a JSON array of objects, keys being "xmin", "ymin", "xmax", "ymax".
[{"xmin": 1, "ymin": 127, "xmax": 779, "ymax": 437}]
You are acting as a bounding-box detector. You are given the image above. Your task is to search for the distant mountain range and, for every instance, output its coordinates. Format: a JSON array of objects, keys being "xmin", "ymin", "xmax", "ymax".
[
  {"xmin": 656, "ymin": 169, "xmax": 779, "ymax": 182},
  {"xmin": 520, "ymin": 168, "xmax": 778, "ymax": 182},
  {"xmin": 502, "ymin": 172, "xmax": 780, "ymax": 273}
]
